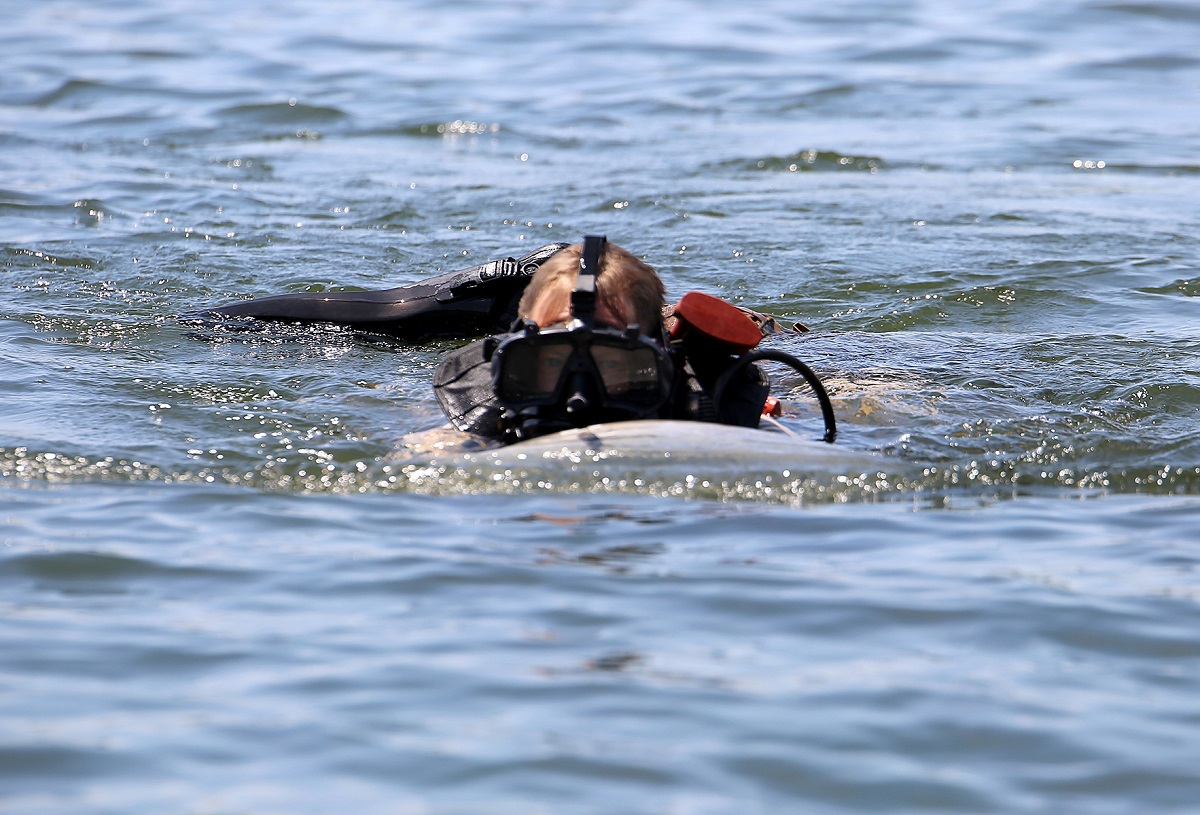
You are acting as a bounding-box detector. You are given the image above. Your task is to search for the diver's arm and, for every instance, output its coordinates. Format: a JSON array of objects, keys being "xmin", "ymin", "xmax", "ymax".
[{"xmin": 195, "ymin": 243, "xmax": 569, "ymax": 339}]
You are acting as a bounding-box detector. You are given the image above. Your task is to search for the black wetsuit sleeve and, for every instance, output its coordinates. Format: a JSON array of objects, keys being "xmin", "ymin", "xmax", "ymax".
[
  {"xmin": 195, "ymin": 243, "xmax": 569, "ymax": 339},
  {"xmin": 432, "ymin": 340, "xmax": 504, "ymax": 437}
]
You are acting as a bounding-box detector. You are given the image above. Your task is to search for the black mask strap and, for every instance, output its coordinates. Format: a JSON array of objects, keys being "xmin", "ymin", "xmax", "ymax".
[{"xmin": 572, "ymin": 234, "xmax": 606, "ymax": 328}]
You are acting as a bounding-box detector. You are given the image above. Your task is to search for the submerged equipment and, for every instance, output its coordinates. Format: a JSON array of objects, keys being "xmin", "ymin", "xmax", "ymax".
[{"xmin": 491, "ymin": 235, "xmax": 675, "ymax": 441}]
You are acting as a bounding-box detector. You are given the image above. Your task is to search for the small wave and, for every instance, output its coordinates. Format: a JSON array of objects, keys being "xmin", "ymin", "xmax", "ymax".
[
  {"xmin": 1090, "ymin": 2, "xmax": 1200, "ymax": 23},
  {"xmin": 849, "ymin": 44, "xmax": 958, "ymax": 64},
  {"xmin": 0, "ymin": 436, "xmax": 880, "ymax": 504},
  {"xmin": 28, "ymin": 78, "xmax": 112, "ymax": 108},
  {"xmin": 377, "ymin": 457, "xmax": 900, "ymax": 506},
  {"xmin": 7, "ymin": 440, "xmax": 1200, "ymax": 506},
  {"xmin": 5, "ymin": 247, "xmax": 102, "ymax": 270},
  {"xmin": 0, "ymin": 189, "xmax": 44, "ymax": 207},
  {"xmin": 717, "ymin": 150, "xmax": 888, "ymax": 173},
  {"xmin": 1083, "ymin": 52, "xmax": 1200, "ymax": 72},
  {"xmin": 210, "ymin": 100, "xmax": 345, "ymax": 140},
  {"xmin": 1092, "ymin": 162, "xmax": 1200, "ymax": 176},
  {"xmin": 1, "ymin": 448, "xmax": 169, "ymax": 484},
  {"xmin": 398, "ymin": 120, "xmax": 503, "ymax": 138},
  {"xmin": 215, "ymin": 100, "xmax": 348, "ymax": 126},
  {"xmin": 353, "ymin": 204, "xmax": 420, "ymax": 229},
  {"xmin": 22, "ymin": 76, "xmax": 200, "ymax": 116},
  {"xmin": 0, "ymin": 550, "xmax": 235, "ymax": 584},
  {"xmin": 205, "ymin": 155, "xmax": 276, "ymax": 181},
  {"xmin": 1139, "ymin": 277, "xmax": 1200, "ymax": 297}
]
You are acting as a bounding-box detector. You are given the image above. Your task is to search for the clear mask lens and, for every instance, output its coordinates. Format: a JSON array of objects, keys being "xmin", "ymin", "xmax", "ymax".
[
  {"xmin": 493, "ymin": 327, "xmax": 671, "ymax": 415},
  {"xmin": 495, "ymin": 337, "xmax": 575, "ymax": 403},
  {"xmin": 588, "ymin": 340, "xmax": 663, "ymax": 401}
]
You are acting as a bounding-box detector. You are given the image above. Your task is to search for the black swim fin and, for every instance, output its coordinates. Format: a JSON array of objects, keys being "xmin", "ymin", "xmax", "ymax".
[{"xmin": 192, "ymin": 243, "xmax": 568, "ymax": 339}]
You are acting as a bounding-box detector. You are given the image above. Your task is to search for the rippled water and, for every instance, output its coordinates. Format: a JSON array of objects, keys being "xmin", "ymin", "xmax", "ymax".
[{"xmin": 3, "ymin": 0, "xmax": 1200, "ymax": 812}]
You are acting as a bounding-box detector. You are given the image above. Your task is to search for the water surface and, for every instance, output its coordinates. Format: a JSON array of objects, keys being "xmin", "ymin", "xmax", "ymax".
[{"xmin": 2, "ymin": 0, "xmax": 1199, "ymax": 812}]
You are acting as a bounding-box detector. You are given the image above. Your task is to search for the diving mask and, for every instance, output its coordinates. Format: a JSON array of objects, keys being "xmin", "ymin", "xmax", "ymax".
[
  {"xmin": 490, "ymin": 235, "xmax": 674, "ymax": 437},
  {"xmin": 492, "ymin": 320, "xmax": 673, "ymax": 417}
]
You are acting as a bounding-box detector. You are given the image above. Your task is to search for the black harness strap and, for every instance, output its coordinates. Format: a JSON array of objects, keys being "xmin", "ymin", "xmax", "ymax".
[{"xmin": 572, "ymin": 234, "xmax": 606, "ymax": 325}]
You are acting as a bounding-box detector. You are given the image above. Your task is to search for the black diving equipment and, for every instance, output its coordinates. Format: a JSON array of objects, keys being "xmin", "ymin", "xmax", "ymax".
[
  {"xmin": 490, "ymin": 235, "xmax": 674, "ymax": 440},
  {"xmin": 192, "ymin": 242, "xmax": 570, "ymax": 339},
  {"xmin": 712, "ymin": 348, "xmax": 838, "ymax": 443},
  {"xmin": 665, "ymin": 291, "xmax": 836, "ymax": 441}
]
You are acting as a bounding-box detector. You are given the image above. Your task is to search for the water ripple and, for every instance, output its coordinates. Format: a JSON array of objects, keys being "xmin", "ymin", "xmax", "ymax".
[{"xmin": 4, "ymin": 0, "xmax": 1200, "ymax": 811}]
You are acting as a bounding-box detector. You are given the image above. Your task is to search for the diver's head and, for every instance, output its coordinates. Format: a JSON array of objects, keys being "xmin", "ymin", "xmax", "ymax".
[
  {"xmin": 492, "ymin": 237, "xmax": 673, "ymax": 441},
  {"xmin": 517, "ymin": 240, "xmax": 666, "ymax": 335}
]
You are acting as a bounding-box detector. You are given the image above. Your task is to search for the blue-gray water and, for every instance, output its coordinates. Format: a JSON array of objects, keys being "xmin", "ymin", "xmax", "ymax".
[{"xmin": 2, "ymin": 0, "xmax": 1199, "ymax": 812}]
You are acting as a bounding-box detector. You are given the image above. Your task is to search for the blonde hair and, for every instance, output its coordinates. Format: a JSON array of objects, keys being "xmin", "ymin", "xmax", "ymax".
[{"xmin": 517, "ymin": 242, "xmax": 665, "ymax": 334}]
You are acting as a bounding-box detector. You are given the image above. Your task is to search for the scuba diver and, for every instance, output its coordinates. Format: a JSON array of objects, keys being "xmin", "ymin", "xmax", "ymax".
[{"xmin": 201, "ymin": 236, "xmax": 836, "ymax": 444}]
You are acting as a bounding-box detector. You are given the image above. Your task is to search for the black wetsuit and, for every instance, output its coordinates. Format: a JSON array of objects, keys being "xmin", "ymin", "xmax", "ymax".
[{"xmin": 201, "ymin": 243, "xmax": 570, "ymax": 338}]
